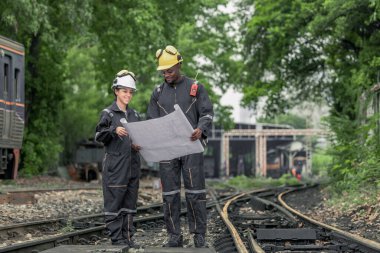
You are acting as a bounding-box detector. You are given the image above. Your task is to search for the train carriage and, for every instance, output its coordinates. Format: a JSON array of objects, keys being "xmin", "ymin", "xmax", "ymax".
[{"xmin": 0, "ymin": 35, "xmax": 25, "ymax": 179}]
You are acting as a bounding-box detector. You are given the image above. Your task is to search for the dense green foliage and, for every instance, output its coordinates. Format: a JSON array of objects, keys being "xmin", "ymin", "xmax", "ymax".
[
  {"xmin": 238, "ymin": 0, "xmax": 380, "ymax": 190},
  {"xmin": 60, "ymin": 43, "xmax": 103, "ymax": 164},
  {"xmin": 0, "ymin": 0, "xmax": 93, "ymax": 174},
  {"xmin": 311, "ymin": 149, "xmax": 332, "ymax": 175},
  {"xmin": 1, "ymin": 0, "xmax": 235, "ymax": 173},
  {"xmin": 257, "ymin": 114, "xmax": 307, "ymax": 129},
  {"xmin": 328, "ymin": 114, "xmax": 380, "ymax": 190}
]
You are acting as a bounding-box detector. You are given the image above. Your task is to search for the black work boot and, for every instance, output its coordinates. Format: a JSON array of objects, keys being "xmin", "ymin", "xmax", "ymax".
[
  {"xmin": 112, "ymin": 239, "xmax": 131, "ymax": 248},
  {"xmin": 163, "ymin": 234, "xmax": 183, "ymax": 247},
  {"xmin": 127, "ymin": 237, "xmax": 141, "ymax": 249},
  {"xmin": 194, "ymin": 233, "xmax": 207, "ymax": 248}
]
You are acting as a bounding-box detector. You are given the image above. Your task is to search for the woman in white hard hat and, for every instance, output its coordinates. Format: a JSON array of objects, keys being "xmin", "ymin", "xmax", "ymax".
[{"xmin": 95, "ymin": 70, "xmax": 141, "ymax": 248}]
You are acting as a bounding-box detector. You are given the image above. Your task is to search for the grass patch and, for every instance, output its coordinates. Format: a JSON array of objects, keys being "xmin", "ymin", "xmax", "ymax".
[
  {"xmin": 209, "ymin": 174, "xmax": 301, "ymax": 191},
  {"xmin": 60, "ymin": 218, "xmax": 75, "ymax": 233},
  {"xmin": 207, "ymin": 180, "xmax": 233, "ymax": 190},
  {"xmin": 0, "ymin": 179, "xmax": 17, "ymax": 185},
  {"xmin": 324, "ymin": 185, "xmax": 379, "ymax": 214},
  {"xmin": 312, "ymin": 149, "xmax": 333, "ymax": 176}
]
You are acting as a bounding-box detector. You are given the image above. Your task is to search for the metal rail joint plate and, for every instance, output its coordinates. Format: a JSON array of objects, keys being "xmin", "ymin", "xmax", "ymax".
[
  {"xmin": 256, "ymin": 228, "xmax": 317, "ymax": 241},
  {"xmin": 41, "ymin": 246, "xmax": 217, "ymax": 253}
]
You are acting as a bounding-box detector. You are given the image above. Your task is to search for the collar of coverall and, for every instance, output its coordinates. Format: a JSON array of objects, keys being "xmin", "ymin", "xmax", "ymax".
[
  {"xmin": 166, "ymin": 75, "xmax": 185, "ymax": 87},
  {"xmin": 111, "ymin": 101, "xmax": 129, "ymax": 113}
]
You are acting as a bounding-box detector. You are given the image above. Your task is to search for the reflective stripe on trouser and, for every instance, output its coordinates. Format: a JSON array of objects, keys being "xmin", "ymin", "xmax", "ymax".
[
  {"xmin": 103, "ymin": 185, "xmax": 139, "ymax": 241},
  {"xmin": 102, "ymin": 154, "xmax": 139, "ymax": 242},
  {"xmin": 159, "ymin": 152, "xmax": 207, "ymax": 235}
]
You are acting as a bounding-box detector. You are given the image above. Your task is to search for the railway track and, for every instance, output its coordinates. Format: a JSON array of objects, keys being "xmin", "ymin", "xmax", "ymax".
[
  {"xmin": 278, "ymin": 187, "xmax": 380, "ymax": 253},
  {"xmin": 1, "ymin": 185, "xmax": 379, "ymax": 252},
  {"xmin": 0, "ymin": 202, "xmax": 163, "ymax": 246},
  {"xmin": 0, "ymin": 186, "xmax": 101, "ymax": 205},
  {"xmin": 0, "ymin": 201, "xmax": 170, "ymax": 253},
  {"xmin": 0, "ymin": 198, "xmax": 223, "ymax": 252},
  {"xmin": 216, "ymin": 185, "xmax": 380, "ymax": 253}
]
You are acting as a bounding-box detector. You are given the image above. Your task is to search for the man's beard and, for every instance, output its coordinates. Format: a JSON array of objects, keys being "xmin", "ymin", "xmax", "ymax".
[{"xmin": 165, "ymin": 78, "xmax": 175, "ymax": 84}]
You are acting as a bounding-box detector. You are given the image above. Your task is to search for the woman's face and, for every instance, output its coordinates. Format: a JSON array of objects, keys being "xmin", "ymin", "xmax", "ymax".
[{"xmin": 115, "ymin": 87, "xmax": 134, "ymax": 105}]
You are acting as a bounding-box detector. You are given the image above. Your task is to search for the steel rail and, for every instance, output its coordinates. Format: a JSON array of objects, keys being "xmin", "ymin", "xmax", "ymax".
[
  {"xmin": 221, "ymin": 192, "xmax": 249, "ymax": 253},
  {"xmin": 0, "ymin": 199, "xmax": 221, "ymax": 253},
  {"xmin": 209, "ymin": 189, "xmax": 242, "ymax": 253},
  {"xmin": 210, "ymin": 188, "xmax": 275, "ymax": 253},
  {"xmin": 0, "ymin": 202, "xmax": 163, "ymax": 240},
  {"xmin": 278, "ymin": 188, "xmax": 380, "ymax": 252},
  {"xmin": 244, "ymin": 195, "xmax": 301, "ymax": 253},
  {"xmin": 246, "ymin": 229, "xmax": 265, "ymax": 253}
]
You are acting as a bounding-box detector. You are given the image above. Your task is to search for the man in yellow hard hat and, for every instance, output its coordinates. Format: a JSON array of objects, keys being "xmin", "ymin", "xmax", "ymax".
[{"xmin": 147, "ymin": 46, "xmax": 213, "ymax": 248}]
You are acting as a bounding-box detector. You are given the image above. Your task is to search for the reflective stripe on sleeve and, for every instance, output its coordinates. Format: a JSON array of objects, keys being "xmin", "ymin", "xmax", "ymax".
[{"xmin": 200, "ymin": 114, "xmax": 213, "ymax": 120}]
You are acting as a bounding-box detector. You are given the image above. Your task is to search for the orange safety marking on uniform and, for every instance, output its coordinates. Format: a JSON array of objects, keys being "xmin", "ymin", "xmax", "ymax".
[
  {"xmin": 0, "ymin": 99, "xmax": 25, "ymax": 107},
  {"xmin": 190, "ymin": 83, "xmax": 198, "ymax": 97},
  {"xmin": 0, "ymin": 44, "xmax": 25, "ymax": 56}
]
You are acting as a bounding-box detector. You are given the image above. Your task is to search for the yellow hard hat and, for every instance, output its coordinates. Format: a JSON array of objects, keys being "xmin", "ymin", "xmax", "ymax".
[{"xmin": 155, "ymin": 45, "xmax": 183, "ymax": 70}]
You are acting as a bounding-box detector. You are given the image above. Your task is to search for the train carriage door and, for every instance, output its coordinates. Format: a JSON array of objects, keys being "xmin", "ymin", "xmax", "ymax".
[{"xmin": 2, "ymin": 55, "xmax": 12, "ymax": 139}]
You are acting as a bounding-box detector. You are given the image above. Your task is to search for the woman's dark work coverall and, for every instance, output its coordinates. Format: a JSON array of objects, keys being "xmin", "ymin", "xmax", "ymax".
[
  {"xmin": 95, "ymin": 101, "xmax": 141, "ymax": 243},
  {"xmin": 147, "ymin": 76, "xmax": 213, "ymax": 237}
]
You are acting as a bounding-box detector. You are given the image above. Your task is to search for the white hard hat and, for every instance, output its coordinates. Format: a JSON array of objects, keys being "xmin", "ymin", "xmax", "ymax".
[{"xmin": 112, "ymin": 72, "xmax": 137, "ymax": 91}]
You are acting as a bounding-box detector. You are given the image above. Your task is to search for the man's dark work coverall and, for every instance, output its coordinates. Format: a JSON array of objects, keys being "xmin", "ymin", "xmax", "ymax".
[
  {"xmin": 95, "ymin": 101, "xmax": 141, "ymax": 243},
  {"xmin": 147, "ymin": 76, "xmax": 213, "ymax": 236}
]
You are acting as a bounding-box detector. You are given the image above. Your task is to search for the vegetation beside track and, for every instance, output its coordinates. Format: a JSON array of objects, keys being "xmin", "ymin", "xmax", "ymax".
[{"xmin": 208, "ymin": 174, "xmax": 301, "ymax": 190}]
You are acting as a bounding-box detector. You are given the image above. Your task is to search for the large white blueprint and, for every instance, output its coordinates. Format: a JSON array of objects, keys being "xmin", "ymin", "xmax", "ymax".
[{"xmin": 121, "ymin": 104, "xmax": 204, "ymax": 162}]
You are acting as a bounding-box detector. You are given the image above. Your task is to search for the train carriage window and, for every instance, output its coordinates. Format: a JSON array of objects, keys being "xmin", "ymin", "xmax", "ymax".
[
  {"xmin": 4, "ymin": 63, "xmax": 9, "ymax": 94},
  {"xmin": 14, "ymin": 69, "xmax": 20, "ymax": 99}
]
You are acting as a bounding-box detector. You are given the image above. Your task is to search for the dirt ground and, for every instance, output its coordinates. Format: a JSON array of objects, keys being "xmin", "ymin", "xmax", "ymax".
[
  {"xmin": 1, "ymin": 176, "xmax": 379, "ymax": 244},
  {"xmin": 0, "ymin": 176, "xmax": 95, "ymax": 191},
  {"xmin": 0, "ymin": 176, "xmax": 162, "ymax": 226},
  {"xmin": 283, "ymin": 185, "xmax": 380, "ymax": 243},
  {"xmin": 0, "ymin": 175, "xmax": 160, "ymax": 192}
]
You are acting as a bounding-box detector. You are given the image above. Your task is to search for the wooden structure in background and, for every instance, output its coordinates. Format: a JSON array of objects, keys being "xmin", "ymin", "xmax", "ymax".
[{"xmin": 222, "ymin": 129, "xmax": 329, "ymax": 177}]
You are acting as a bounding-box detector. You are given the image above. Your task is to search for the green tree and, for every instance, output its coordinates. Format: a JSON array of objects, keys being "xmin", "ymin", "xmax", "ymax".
[
  {"xmin": 258, "ymin": 114, "xmax": 307, "ymax": 129},
  {"xmin": 0, "ymin": 0, "xmax": 93, "ymax": 175},
  {"xmin": 239, "ymin": 0, "xmax": 379, "ymax": 115},
  {"xmin": 91, "ymin": 0, "xmax": 235, "ymax": 128},
  {"xmin": 60, "ymin": 41, "xmax": 105, "ymax": 164},
  {"xmin": 1, "ymin": 0, "xmax": 237, "ymax": 175},
  {"xmin": 176, "ymin": 5, "xmax": 238, "ymax": 130},
  {"xmin": 238, "ymin": 0, "xmax": 380, "ymax": 189}
]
